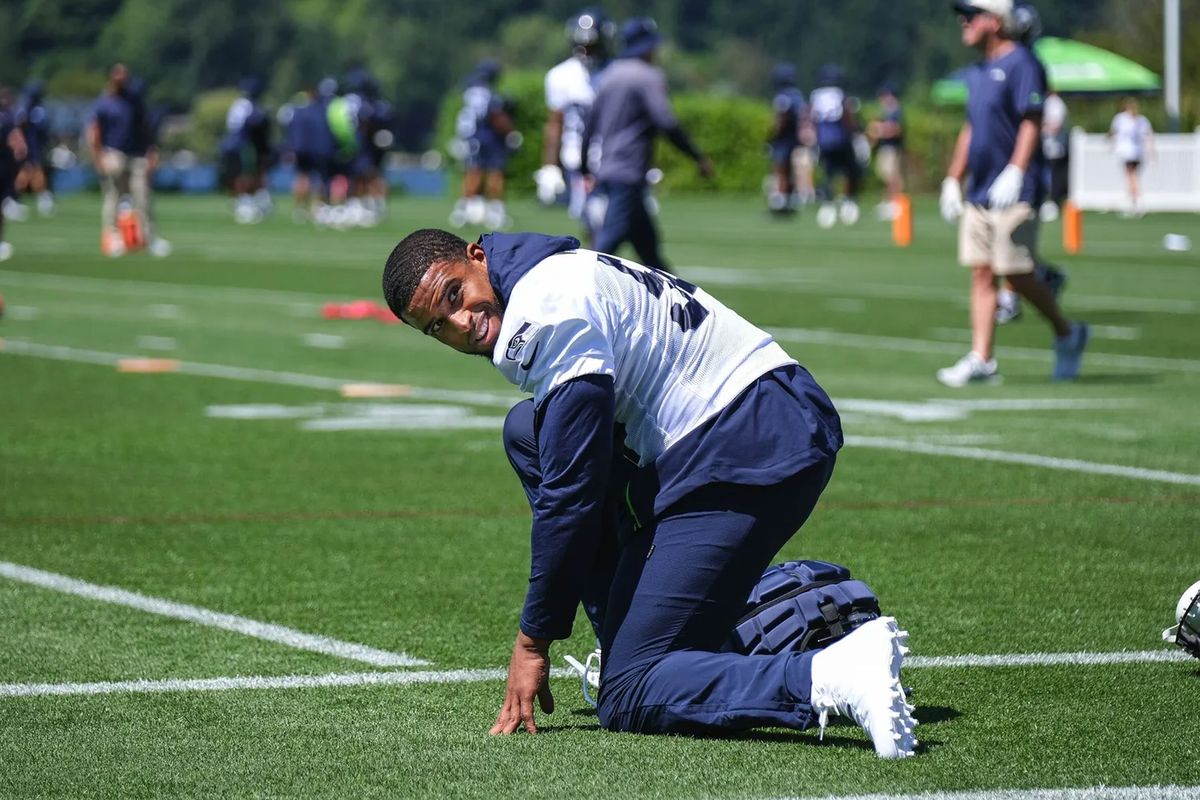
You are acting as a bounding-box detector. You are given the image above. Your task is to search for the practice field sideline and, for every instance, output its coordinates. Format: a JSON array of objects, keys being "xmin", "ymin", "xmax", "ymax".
[{"xmin": 1, "ymin": 194, "xmax": 1197, "ymax": 798}]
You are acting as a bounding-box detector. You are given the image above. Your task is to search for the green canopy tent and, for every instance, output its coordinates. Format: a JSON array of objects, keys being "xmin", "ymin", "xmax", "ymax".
[{"xmin": 932, "ymin": 37, "xmax": 1161, "ymax": 105}]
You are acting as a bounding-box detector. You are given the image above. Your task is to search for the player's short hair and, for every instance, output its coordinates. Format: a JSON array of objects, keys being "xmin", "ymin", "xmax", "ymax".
[{"xmin": 382, "ymin": 228, "xmax": 470, "ymax": 322}]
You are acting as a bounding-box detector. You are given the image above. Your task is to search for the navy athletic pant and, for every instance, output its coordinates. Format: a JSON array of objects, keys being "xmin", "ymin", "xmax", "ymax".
[
  {"xmin": 593, "ymin": 181, "xmax": 667, "ymax": 271},
  {"xmin": 503, "ymin": 399, "xmax": 833, "ymax": 735}
]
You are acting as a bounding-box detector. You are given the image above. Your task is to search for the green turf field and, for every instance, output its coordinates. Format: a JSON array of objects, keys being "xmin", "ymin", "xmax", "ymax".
[{"xmin": 1, "ymin": 193, "xmax": 1198, "ymax": 799}]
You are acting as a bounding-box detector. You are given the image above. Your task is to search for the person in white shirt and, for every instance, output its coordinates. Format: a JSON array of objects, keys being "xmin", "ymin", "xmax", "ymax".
[
  {"xmin": 537, "ymin": 9, "xmax": 614, "ymax": 234},
  {"xmin": 1108, "ymin": 98, "xmax": 1155, "ymax": 216}
]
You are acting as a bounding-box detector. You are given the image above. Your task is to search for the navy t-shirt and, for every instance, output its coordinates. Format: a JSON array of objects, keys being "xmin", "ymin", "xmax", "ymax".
[
  {"xmin": 290, "ymin": 98, "xmax": 335, "ymax": 158},
  {"xmin": 771, "ymin": 88, "xmax": 807, "ymax": 148},
  {"xmin": 91, "ymin": 93, "xmax": 138, "ymax": 154},
  {"xmin": 965, "ymin": 44, "xmax": 1046, "ymax": 206}
]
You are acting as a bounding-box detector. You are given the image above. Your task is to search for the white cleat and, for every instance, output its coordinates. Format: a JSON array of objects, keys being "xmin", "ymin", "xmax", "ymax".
[
  {"xmin": 937, "ymin": 350, "xmax": 1000, "ymax": 388},
  {"xmin": 811, "ymin": 616, "xmax": 919, "ymax": 759},
  {"xmin": 0, "ymin": 241, "xmax": 12, "ymax": 262}
]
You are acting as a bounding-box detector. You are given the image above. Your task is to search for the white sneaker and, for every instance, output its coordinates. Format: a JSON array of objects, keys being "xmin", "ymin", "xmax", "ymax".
[
  {"xmin": 0, "ymin": 241, "xmax": 12, "ymax": 261},
  {"xmin": 838, "ymin": 199, "xmax": 860, "ymax": 226},
  {"xmin": 1039, "ymin": 201, "xmax": 1060, "ymax": 223},
  {"xmin": 38, "ymin": 193, "xmax": 56, "ymax": 217},
  {"xmin": 563, "ymin": 647, "xmax": 602, "ymax": 708},
  {"xmin": 810, "ymin": 616, "xmax": 917, "ymax": 759},
  {"xmin": 2, "ymin": 197, "xmax": 29, "ymax": 221},
  {"xmin": 937, "ymin": 351, "xmax": 999, "ymax": 388}
]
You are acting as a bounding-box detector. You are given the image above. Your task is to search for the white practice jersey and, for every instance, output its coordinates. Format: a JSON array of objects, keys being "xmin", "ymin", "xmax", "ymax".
[
  {"xmin": 809, "ymin": 86, "xmax": 845, "ymax": 124},
  {"xmin": 226, "ymin": 97, "xmax": 254, "ymax": 133},
  {"xmin": 545, "ymin": 57, "xmax": 595, "ymax": 171},
  {"xmin": 1110, "ymin": 111, "xmax": 1152, "ymax": 162},
  {"xmin": 492, "ymin": 249, "xmax": 796, "ymax": 465}
]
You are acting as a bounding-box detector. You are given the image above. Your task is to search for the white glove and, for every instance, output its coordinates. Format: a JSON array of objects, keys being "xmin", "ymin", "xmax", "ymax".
[
  {"xmin": 987, "ymin": 164, "xmax": 1025, "ymax": 210},
  {"xmin": 534, "ymin": 164, "xmax": 566, "ymax": 205},
  {"xmin": 939, "ymin": 177, "xmax": 964, "ymax": 223}
]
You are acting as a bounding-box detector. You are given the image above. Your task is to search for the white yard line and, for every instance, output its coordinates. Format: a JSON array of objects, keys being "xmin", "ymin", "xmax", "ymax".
[
  {"xmin": 0, "ymin": 339, "xmax": 519, "ymax": 408},
  {"xmin": 0, "ymin": 561, "xmax": 427, "ymax": 668},
  {"xmin": 6, "ymin": 268, "xmax": 1198, "ymax": 316},
  {"xmin": 847, "ymin": 436, "xmax": 1200, "ymax": 487},
  {"xmin": 0, "ymin": 650, "xmax": 1189, "ymax": 700},
  {"xmin": 906, "ymin": 649, "xmax": 1192, "ymax": 668},
  {"xmin": 770, "ymin": 327, "xmax": 1200, "ymax": 374},
  {"xmin": 681, "ymin": 265, "xmax": 1200, "ymax": 315},
  {"xmin": 0, "ymin": 668, "xmax": 511, "ymax": 698},
  {"xmin": 782, "ymin": 786, "xmax": 1200, "ymax": 800},
  {"xmin": 0, "ymin": 667, "xmax": 579, "ymax": 699},
  {"xmin": 0, "ymin": 269, "xmax": 335, "ymax": 306}
]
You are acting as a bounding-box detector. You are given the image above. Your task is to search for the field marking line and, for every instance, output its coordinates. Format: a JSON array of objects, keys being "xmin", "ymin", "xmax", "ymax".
[
  {"xmin": 0, "ymin": 650, "xmax": 1190, "ymax": 699},
  {"xmin": 0, "ymin": 339, "xmax": 519, "ymax": 408},
  {"xmin": 847, "ymin": 436, "xmax": 1200, "ymax": 487},
  {"xmin": 0, "ymin": 269, "xmax": 337, "ymax": 307},
  {"xmin": 6, "ymin": 266, "xmax": 1198, "ymax": 317},
  {"xmin": 770, "ymin": 327, "xmax": 1200, "ymax": 374},
  {"xmin": 781, "ymin": 785, "xmax": 1200, "ymax": 800},
  {"xmin": 0, "ymin": 561, "xmax": 428, "ymax": 668},
  {"xmin": 906, "ymin": 649, "xmax": 1192, "ymax": 668},
  {"xmin": 681, "ymin": 264, "xmax": 1200, "ymax": 315}
]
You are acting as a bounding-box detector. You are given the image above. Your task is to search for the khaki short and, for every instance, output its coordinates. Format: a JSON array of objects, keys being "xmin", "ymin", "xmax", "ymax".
[
  {"xmin": 958, "ymin": 202, "xmax": 1038, "ymax": 276},
  {"xmin": 874, "ymin": 146, "xmax": 902, "ymax": 183}
]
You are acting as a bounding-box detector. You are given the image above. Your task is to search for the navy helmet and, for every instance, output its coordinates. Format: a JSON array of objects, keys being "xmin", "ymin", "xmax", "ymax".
[
  {"xmin": 771, "ymin": 62, "xmax": 797, "ymax": 89},
  {"xmin": 317, "ymin": 76, "xmax": 340, "ymax": 99},
  {"xmin": 473, "ymin": 58, "xmax": 502, "ymax": 85},
  {"xmin": 238, "ymin": 76, "xmax": 264, "ymax": 100},
  {"xmin": 620, "ymin": 17, "xmax": 661, "ymax": 59},
  {"xmin": 818, "ymin": 62, "xmax": 844, "ymax": 87},
  {"xmin": 22, "ymin": 80, "xmax": 45, "ymax": 104},
  {"xmin": 1012, "ymin": 3, "xmax": 1042, "ymax": 44},
  {"xmin": 568, "ymin": 7, "xmax": 616, "ymax": 58}
]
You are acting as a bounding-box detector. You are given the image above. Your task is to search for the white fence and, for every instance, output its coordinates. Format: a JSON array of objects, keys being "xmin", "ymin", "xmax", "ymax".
[{"xmin": 1069, "ymin": 127, "xmax": 1200, "ymax": 213}]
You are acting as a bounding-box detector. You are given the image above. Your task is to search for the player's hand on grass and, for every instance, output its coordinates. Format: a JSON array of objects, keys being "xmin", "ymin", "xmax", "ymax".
[
  {"xmin": 939, "ymin": 177, "xmax": 964, "ymax": 223},
  {"xmin": 490, "ymin": 631, "xmax": 554, "ymax": 735}
]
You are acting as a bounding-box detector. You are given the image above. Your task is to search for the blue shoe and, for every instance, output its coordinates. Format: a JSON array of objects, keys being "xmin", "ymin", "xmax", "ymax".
[{"xmin": 1053, "ymin": 322, "xmax": 1089, "ymax": 380}]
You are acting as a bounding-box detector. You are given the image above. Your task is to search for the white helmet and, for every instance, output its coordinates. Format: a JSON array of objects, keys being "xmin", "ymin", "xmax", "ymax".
[{"xmin": 1163, "ymin": 579, "xmax": 1200, "ymax": 659}]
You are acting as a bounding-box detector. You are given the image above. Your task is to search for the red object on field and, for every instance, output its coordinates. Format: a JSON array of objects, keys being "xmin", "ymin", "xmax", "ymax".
[{"xmin": 321, "ymin": 300, "xmax": 402, "ymax": 324}]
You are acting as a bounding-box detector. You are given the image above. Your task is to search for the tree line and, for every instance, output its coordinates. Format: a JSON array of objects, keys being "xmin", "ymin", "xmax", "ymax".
[{"xmin": 2, "ymin": 0, "xmax": 1193, "ymax": 150}]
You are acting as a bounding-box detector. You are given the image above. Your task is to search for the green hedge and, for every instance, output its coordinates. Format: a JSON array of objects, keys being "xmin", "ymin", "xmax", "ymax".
[{"xmin": 436, "ymin": 69, "xmax": 971, "ymax": 196}]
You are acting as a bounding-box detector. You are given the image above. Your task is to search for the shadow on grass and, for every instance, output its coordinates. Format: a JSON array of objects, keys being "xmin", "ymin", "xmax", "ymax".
[{"xmin": 555, "ymin": 704, "xmax": 962, "ymax": 754}]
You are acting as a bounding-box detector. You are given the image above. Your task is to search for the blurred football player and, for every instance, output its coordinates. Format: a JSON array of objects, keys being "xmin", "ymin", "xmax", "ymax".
[
  {"xmin": 450, "ymin": 60, "xmax": 515, "ymax": 231},
  {"xmin": 766, "ymin": 62, "xmax": 807, "ymax": 216},
  {"xmin": 283, "ymin": 80, "xmax": 336, "ymax": 222},
  {"xmin": 220, "ymin": 77, "xmax": 273, "ymax": 224},
  {"xmin": 0, "ymin": 85, "xmax": 28, "ymax": 261},
  {"xmin": 353, "ymin": 71, "xmax": 395, "ymax": 223},
  {"xmin": 868, "ymin": 83, "xmax": 905, "ymax": 220},
  {"xmin": 537, "ymin": 8, "xmax": 615, "ymax": 239},
  {"xmin": 810, "ymin": 63, "xmax": 861, "ymax": 227},
  {"xmin": 382, "ymin": 228, "xmax": 917, "ymax": 757},
  {"xmin": 126, "ymin": 76, "xmax": 170, "ymax": 257},
  {"xmin": 580, "ymin": 18, "xmax": 713, "ymax": 270},
  {"xmin": 15, "ymin": 81, "xmax": 53, "ymax": 217},
  {"xmin": 994, "ymin": 3, "xmax": 1068, "ymax": 325},
  {"xmin": 938, "ymin": 0, "xmax": 1087, "ymax": 386}
]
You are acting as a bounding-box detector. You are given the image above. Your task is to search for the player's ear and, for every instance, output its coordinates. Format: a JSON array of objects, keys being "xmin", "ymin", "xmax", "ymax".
[{"xmin": 466, "ymin": 242, "xmax": 488, "ymax": 271}]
